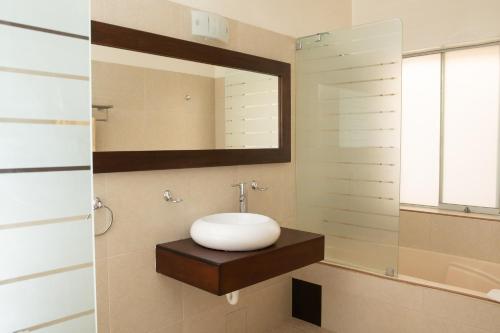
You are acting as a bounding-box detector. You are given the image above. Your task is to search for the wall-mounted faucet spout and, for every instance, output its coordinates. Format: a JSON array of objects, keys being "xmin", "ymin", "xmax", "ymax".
[
  {"xmin": 231, "ymin": 180, "xmax": 268, "ymax": 213},
  {"xmin": 231, "ymin": 182, "xmax": 247, "ymax": 212}
]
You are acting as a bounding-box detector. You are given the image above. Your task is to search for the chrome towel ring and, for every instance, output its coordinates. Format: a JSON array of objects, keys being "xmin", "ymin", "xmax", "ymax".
[{"xmin": 93, "ymin": 197, "xmax": 114, "ymax": 236}]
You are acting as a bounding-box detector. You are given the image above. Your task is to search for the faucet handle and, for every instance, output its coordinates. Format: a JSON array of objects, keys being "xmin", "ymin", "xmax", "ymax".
[
  {"xmin": 163, "ymin": 190, "xmax": 183, "ymax": 203},
  {"xmin": 251, "ymin": 180, "xmax": 268, "ymax": 191}
]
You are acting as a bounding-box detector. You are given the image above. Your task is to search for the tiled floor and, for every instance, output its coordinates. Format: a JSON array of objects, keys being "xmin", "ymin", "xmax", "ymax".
[{"xmin": 270, "ymin": 318, "xmax": 334, "ymax": 333}]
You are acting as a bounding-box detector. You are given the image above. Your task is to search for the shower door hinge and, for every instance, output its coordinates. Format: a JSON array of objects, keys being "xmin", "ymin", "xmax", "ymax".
[{"xmin": 296, "ymin": 32, "xmax": 330, "ymax": 50}]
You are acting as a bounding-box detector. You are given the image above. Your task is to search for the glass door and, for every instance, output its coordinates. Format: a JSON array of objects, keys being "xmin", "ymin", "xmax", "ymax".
[
  {"xmin": 0, "ymin": 1, "xmax": 95, "ymax": 332},
  {"xmin": 296, "ymin": 20, "xmax": 402, "ymax": 275}
]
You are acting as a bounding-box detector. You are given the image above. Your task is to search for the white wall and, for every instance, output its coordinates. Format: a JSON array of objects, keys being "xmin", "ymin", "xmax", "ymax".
[
  {"xmin": 169, "ymin": 0, "xmax": 351, "ymax": 37},
  {"xmin": 172, "ymin": 0, "xmax": 500, "ymax": 50},
  {"xmin": 352, "ymin": 0, "xmax": 500, "ymax": 52}
]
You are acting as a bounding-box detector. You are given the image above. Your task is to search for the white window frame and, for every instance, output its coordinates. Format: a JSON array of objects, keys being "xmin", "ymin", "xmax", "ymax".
[{"xmin": 402, "ymin": 41, "xmax": 500, "ymax": 215}]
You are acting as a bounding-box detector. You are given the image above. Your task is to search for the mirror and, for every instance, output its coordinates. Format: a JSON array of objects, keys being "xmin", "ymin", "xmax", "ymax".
[
  {"xmin": 92, "ymin": 46, "xmax": 279, "ymax": 151},
  {"xmin": 91, "ymin": 21, "xmax": 290, "ymax": 173}
]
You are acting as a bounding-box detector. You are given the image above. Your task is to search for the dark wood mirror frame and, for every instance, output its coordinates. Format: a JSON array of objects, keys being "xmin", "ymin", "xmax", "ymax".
[{"xmin": 91, "ymin": 21, "xmax": 291, "ymax": 173}]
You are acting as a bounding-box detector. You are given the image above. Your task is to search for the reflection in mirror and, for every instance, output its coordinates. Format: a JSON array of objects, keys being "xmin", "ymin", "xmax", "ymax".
[{"xmin": 91, "ymin": 45, "xmax": 279, "ymax": 151}]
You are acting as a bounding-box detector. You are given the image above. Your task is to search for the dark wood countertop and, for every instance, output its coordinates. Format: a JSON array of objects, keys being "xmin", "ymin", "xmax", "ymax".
[{"xmin": 156, "ymin": 227, "xmax": 324, "ymax": 295}]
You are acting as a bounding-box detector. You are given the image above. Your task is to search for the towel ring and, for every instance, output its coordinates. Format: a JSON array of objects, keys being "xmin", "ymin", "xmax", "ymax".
[{"xmin": 92, "ymin": 197, "xmax": 114, "ymax": 236}]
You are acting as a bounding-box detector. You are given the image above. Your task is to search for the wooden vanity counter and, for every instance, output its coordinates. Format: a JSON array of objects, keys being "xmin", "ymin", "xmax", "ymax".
[{"xmin": 156, "ymin": 228, "xmax": 324, "ymax": 295}]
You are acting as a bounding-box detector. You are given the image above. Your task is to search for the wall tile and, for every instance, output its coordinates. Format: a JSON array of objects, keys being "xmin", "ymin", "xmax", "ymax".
[
  {"xmin": 272, "ymin": 317, "xmax": 335, "ymax": 332},
  {"xmin": 421, "ymin": 314, "xmax": 491, "ymax": 333},
  {"xmin": 295, "ymin": 264, "xmax": 500, "ymax": 333},
  {"xmin": 245, "ymin": 278, "xmax": 291, "ymax": 333},
  {"xmin": 92, "ymin": 1, "xmax": 296, "ymax": 332},
  {"xmin": 95, "ymin": 259, "xmax": 109, "ymax": 333},
  {"xmin": 429, "ymin": 215, "xmax": 499, "ymax": 263},
  {"xmin": 148, "ymin": 321, "xmax": 183, "ymax": 333},
  {"xmin": 181, "ymin": 284, "xmax": 229, "ymax": 320},
  {"xmin": 92, "ymin": 0, "xmax": 295, "ymax": 333},
  {"xmin": 492, "ymin": 223, "xmax": 500, "ymax": 263},
  {"xmin": 400, "ymin": 211, "xmax": 500, "ymax": 264},
  {"xmin": 107, "ymin": 249, "xmax": 183, "ymax": 333},
  {"xmin": 182, "ymin": 304, "xmax": 227, "ymax": 333},
  {"xmin": 399, "ymin": 210, "xmax": 431, "ymax": 249},
  {"xmin": 93, "ymin": 62, "xmax": 217, "ymax": 151},
  {"xmin": 240, "ymin": 273, "xmax": 291, "ymax": 296},
  {"xmin": 103, "ymin": 170, "xmax": 193, "ymax": 257},
  {"xmin": 422, "ymin": 288, "xmax": 500, "ymax": 332},
  {"xmin": 345, "ymin": 270, "xmax": 424, "ymax": 311},
  {"xmin": 225, "ymin": 308, "xmax": 247, "ymax": 333}
]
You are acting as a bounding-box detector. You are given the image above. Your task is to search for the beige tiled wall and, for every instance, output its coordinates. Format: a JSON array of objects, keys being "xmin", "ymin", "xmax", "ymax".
[
  {"xmin": 92, "ymin": 1, "xmax": 295, "ymax": 332},
  {"xmin": 92, "ymin": 61, "xmax": 216, "ymax": 151},
  {"xmin": 400, "ymin": 210, "xmax": 500, "ymax": 264},
  {"xmin": 293, "ymin": 264, "xmax": 500, "ymax": 333}
]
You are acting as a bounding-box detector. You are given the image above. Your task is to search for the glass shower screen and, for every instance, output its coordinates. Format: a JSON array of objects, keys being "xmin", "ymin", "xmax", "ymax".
[
  {"xmin": 0, "ymin": 1, "xmax": 95, "ymax": 332},
  {"xmin": 296, "ymin": 20, "xmax": 402, "ymax": 275}
]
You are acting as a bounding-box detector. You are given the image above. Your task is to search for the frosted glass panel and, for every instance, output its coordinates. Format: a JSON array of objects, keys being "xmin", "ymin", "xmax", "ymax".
[
  {"xmin": 0, "ymin": 219, "xmax": 93, "ymax": 281},
  {"xmin": 442, "ymin": 46, "xmax": 500, "ymax": 208},
  {"xmin": 0, "ymin": 268, "xmax": 95, "ymax": 333},
  {"xmin": 0, "ymin": 171, "xmax": 91, "ymax": 226},
  {"xmin": 296, "ymin": 20, "xmax": 402, "ymax": 275},
  {"xmin": 0, "ymin": 3, "xmax": 95, "ymax": 332},
  {"xmin": 222, "ymin": 70, "xmax": 279, "ymax": 148},
  {"xmin": 0, "ymin": 71, "xmax": 90, "ymax": 120},
  {"xmin": 0, "ymin": 0, "xmax": 89, "ymax": 36},
  {"xmin": 36, "ymin": 314, "xmax": 96, "ymax": 333},
  {"xmin": 0, "ymin": 123, "xmax": 90, "ymax": 168},
  {"xmin": 401, "ymin": 54, "xmax": 441, "ymax": 206},
  {"xmin": 0, "ymin": 25, "xmax": 89, "ymax": 76}
]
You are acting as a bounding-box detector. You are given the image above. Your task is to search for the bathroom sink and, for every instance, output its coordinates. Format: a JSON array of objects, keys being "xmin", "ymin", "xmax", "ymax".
[{"xmin": 190, "ymin": 213, "xmax": 281, "ymax": 251}]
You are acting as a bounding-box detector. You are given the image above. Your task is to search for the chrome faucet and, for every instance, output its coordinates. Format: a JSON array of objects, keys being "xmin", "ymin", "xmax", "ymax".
[
  {"xmin": 231, "ymin": 180, "xmax": 268, "ymax": 213},
  {"xmin": 232, "ymin": 182, "xmax": 247, "ymax": 213}
]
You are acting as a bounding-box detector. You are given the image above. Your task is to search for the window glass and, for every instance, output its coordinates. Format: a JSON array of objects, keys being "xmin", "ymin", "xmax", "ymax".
[
  {"xmin": 401, "ymin": 54, "xmax": 441, "ymax": 206},
  {"xmin": 442, "ymin": 46, "xmax": 500, "ymax": 208}
]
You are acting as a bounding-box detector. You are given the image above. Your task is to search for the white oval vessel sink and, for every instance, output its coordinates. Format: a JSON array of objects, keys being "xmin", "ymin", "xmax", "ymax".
[{"xmin": 190, "ymin": 213, "xmax": 281, "ymax": 251}]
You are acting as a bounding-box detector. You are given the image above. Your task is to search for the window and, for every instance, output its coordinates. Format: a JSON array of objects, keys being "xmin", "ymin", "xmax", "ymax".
[
  {"xmin": 401, "ymin": 54, "xmax": 441, "ymax": 206},
  {"xmin": 401, "ymin": 44, "xmax": 500, "ymax": 213}
]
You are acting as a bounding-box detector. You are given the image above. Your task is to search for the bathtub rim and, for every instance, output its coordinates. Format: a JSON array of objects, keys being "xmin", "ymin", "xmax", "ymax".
[{"xmin": 319, "ymin": 260, "xmax": 500, "ymax": 305}]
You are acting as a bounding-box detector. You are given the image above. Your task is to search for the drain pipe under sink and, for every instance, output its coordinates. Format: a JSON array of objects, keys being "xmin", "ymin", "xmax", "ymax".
[{"xmin": 226, "ymin": 290, "xmax": 240, "ymax": 305}]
